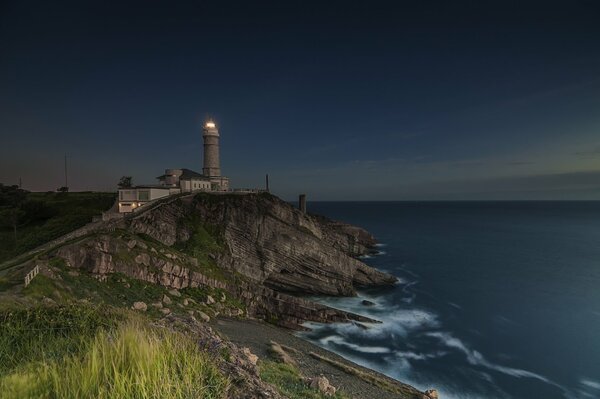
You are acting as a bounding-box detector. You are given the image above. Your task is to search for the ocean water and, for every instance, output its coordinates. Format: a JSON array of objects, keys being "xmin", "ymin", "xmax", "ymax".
[{"xmin": 297, "ymin": 202, "xmax": 600, "ymax": 399}]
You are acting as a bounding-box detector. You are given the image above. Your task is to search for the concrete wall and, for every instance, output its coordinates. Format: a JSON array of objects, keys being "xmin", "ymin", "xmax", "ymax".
[
  {"xmin": 180, "ymin": 179, "xmax": 211, "ymax": 193},
  {"xmin": 118, "ymin": 188, "xmax": 171, "ymax": 213}
]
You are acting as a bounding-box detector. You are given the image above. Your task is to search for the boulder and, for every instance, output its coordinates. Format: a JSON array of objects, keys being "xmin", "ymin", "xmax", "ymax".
[
  {"xmin": 134, "ymin": 253, "xmax": 150, "ymax": 266},
  {"xmin": 132, "ymin": 301, "xmax": 147, "ymax": 311},
  {"xmin": 197, "ymin": 311, "xmax": 210, "ymax": 322},
  {"xmin": 425, "ymin": 389, "xmax": 439, "ymax": 399},
  {"xmin": 242, "ymin": 347, "xmax": 259, "ymax": 365},
  {"xmin": 206, "ymin": 295, "xmax": 216, "ymax": 305},
  {"xmin": 160, "ymin": 307, "xmax": 171, "ymax": 315},
  {"xmin": 127, "ymin": 240, "xmax": 137, "ymax": 249},
  {"xmin": 168, "ymin": 289, "xmax": 181, "ymax": 297},
  {"xmin": 183, "ymin": 298, "xmax": 189, "ymax": 306},
  {"xmin": 309, "ymin": 375, "xmax": 336, "ymax": 396},
  {"xmin": 162, "ymin": 294, "xmax": 172, "ymax": 305},
  {"xmin": 361, "ymin": 299, "xmax": 375, "ymax": 306}
]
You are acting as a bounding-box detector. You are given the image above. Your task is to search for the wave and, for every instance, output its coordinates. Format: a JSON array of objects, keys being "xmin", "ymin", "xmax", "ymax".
[
  {"xmin": 319, "ymin": 335, "xmax": 392, "ymax": 354},
  {"xmin": 424, "ymin": 331, "xmax": 567, "ymax": 392}
]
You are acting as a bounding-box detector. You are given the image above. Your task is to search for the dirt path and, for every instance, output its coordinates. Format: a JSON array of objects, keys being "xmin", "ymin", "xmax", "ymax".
[{"xmin": 212, "ymin": 318, "xmax": 425, "ymax": 399}]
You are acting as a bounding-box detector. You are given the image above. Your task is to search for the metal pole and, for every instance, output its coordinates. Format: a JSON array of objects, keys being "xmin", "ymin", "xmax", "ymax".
[{"xmin": 64, "ymin": 154, "xmax": 68, "ymax": 189}]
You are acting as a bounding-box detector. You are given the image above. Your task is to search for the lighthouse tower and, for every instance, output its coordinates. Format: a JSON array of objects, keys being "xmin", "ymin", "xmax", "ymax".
[{"xmin": 202, "ymin": 120, "xmax": 221, "ymax": 177}]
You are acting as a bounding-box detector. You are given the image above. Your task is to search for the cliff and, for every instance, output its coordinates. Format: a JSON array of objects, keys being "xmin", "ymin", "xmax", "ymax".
[
  {"xmin": 31, "ymin": 192, "xmax": 396, "ymax": 328},
  {"xmin": 129, "ymin": 193, "xmax": 395, "ymax": 296}
]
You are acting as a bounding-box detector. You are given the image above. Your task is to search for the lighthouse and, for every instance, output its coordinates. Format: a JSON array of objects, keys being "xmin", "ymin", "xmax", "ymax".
[{"xmin": 202, "ymin": 120, "xmax": 221, "ymax": 177}]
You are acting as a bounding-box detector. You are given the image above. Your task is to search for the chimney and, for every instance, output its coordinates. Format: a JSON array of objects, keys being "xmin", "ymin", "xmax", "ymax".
[{"xmin": 299, "ymin": 194, "xmax": 306, "ymax": 214}]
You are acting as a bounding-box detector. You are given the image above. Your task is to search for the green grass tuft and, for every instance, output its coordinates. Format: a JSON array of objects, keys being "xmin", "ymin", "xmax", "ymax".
[
  {"xmin": 259, "ymin": 360, "xmax": 348, "ymax": 399},
  {"xmin": 0, "ymin": 304, "xmax": 229, "ymax": 399}
]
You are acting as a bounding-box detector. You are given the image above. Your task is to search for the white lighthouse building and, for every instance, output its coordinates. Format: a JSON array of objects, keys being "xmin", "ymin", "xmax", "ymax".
[
  {"xmin": 201, "ymin": 120, "xmax": 229, "ymax": 190},
  {"xmin": 117, "ymin": 119, "xmax": 230, "ymax": 213}
]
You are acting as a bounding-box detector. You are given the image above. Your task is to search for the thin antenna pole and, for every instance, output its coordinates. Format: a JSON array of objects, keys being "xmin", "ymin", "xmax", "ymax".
[
  {"xmin": 64, "ymin": 154, "xmax": 68, "ymax": 189},
  {"xmin": 266, "ymin": 174, "xmax": 270, "ymax": 192}
]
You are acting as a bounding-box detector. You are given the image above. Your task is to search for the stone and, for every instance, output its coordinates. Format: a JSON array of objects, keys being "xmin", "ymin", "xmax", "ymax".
[
  {"xmin": 134, "ymin": 253, "xmax": 150, "ymax": 266},
  {"xmin": 127, "ymin": 240, "xmax": 137, "ymax": 249},
  {"xmin": 168, "ymin": 289, "xmax": 181, "ymax": 297},
  {"xmin": 196, "ymin": 311, "xmax": 210, "ymax": 322},
  {"xmin": 361, "ymin": 299, "xmax": 375, "ymax": 306},
  {"xmin": 309, "ymin": 375, "xmax": 336, "ymax": 396},
  {"xmin": 187, "ymin": 310, "xmax": 195, "ymax": 316},
  {"xmin": 220, "ymin": 293, "xmax": 226, "ymax": 302},
  {"xmin": 160, "ymin": 307, "xmax": 171, "ymax": 315},
  {"xmin": 206, "ymin": 295, "xmax": 216, "ymax": 305},
  {"xmin": 183, "ymin": 298, "xmax": 189, "ymax": 306},
  {"xmin": 162, "ymin": 294, "xmax": 172, "ymax": 305},
  {"xmin": 425, "ymin": 389, "xmax": 439, "ymax": 399},
  {"xmin": 242, "ymin": 347, "xmax": 259, "ymax": 365},
  {"xmin": 269, "ymin": 341, "xmax": 296, "ymax": 365},
  {"xmin": 132, "ymin": 301, "xmax": 147, "ymax": 311},
  {"xmin": 151, "ymin": 302, "xmax": 163, "ymax": 309},
  {"xmin": 42, "ymin": 297, "xmax": 56, "ymax": 306}
]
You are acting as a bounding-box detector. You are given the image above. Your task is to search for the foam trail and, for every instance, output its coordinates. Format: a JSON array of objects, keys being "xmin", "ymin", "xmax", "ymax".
[
  {"xmin": 320, "ymin": 335, "xmax": 392, "ymax": 354},
  {"xmin": 425, "ymin": 332, "xmax": 566, "ymax": 391}
]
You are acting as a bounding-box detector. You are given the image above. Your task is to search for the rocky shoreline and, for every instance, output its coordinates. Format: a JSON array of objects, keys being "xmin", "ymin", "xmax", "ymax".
[{"xmin": 212, "ymin": 317, "xmax": 429, "ymax": 399}]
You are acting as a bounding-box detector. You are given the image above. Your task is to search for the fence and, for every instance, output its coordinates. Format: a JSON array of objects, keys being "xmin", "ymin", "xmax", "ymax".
[{"xmin": 24, "ymin": 265, "xmax": 40, "ymax": 287}]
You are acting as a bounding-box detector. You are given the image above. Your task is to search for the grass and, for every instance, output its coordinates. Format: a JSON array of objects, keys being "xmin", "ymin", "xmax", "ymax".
[
  {"xmin": 173, "ymin": 214, "xmax": 232, "ymax": 282},
  {"xmin": 0, "ymin": 192, "xmax": 116, "ymax": 263},
  {"xmin": 0, "ymin": 304, "xmax": 229, "ymax": 399},
  {"xmin": 259, "ymin": 360, "xmax": 348, "ymax": 399},
  {"xmin": 0, "ymin": 304, "xmax": 120, "ymax": 375}
]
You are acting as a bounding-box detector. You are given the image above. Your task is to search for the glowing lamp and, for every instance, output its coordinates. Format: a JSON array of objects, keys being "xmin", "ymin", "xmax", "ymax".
[{"xmin": 206, "ymin": 121, "xmax": 216, "ymax": 128}]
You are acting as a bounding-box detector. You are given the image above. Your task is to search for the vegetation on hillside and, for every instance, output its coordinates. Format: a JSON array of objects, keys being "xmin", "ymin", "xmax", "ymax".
[
  {"xmin": 0, "ymin": 185, "xmax": 115, "ymax": 263},
  {"xmin": 259, "ymin": 361, "xmax": 348, "ymax": 399},
  {"xmin": 0, "ymin": 304, "xmax": 229, "ymax": 399}
]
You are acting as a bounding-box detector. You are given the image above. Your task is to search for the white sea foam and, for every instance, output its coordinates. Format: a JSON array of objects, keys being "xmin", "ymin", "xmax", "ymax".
[
  {"xmin": 394, "ymin": 350, "xmax": 447, "ymax": 361},
  {"xmin": 580, "ymin": 378, "xmax": 600, "ymax": 390},
  {"xmin": 320, "ymin": 335, "xmax": 392, "ymax": 354},
  {"xmin": 425, "ymin": 331, "xmax": 563, "ymax": 388}
]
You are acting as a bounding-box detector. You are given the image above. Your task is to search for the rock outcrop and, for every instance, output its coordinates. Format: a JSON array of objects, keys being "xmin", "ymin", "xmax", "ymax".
[
  {"xmin": 50, "ymin": 192, "xmax": 396, "ymax": 328},
  {"xmin": 128, "ymin": 193, "xmax": 396, "ymax": 296}
]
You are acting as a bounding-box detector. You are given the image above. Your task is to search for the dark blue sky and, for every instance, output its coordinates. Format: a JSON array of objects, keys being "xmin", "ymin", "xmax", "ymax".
[{"xmin": 1, "ymin": 1, "xmax": 600, "ymax": 200}]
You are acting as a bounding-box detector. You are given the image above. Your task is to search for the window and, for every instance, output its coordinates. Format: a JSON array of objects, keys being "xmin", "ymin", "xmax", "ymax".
[{"xmin": 138, "ymin": 190, "xmax": 150, "ymax": 201}]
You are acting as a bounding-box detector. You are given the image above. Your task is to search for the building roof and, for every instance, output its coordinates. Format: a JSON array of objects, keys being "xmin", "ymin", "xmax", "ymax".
[
  {"xmin": 156, "ymin": 168, "xmax": 210, "ymax": 181},
  {"xmin": 120, "ymin": 185, "xmax": 171, "ymax": 190}
]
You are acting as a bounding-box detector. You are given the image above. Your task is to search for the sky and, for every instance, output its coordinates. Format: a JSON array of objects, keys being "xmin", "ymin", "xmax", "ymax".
[{"xmin": 1, "ymin": 0, "xmax": 600, "ymax": 200}]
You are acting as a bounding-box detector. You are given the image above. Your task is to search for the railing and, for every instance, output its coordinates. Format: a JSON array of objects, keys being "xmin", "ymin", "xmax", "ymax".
[{"xmin": 24, "ymin": 265, "xmax": 40, "ymax": 287}]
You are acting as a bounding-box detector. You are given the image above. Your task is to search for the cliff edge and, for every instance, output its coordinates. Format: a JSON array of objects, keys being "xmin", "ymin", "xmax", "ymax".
[{"xmin": 129, "ymin": 192, "xmax": 395, "ymax": 296}]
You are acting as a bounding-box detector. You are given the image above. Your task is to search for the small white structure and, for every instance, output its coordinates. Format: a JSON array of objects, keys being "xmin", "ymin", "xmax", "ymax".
[
  {"xmin": 118, "ymin": 186, "xmax": 177, "ymax": 213},
  {"xmin": 156, "ymin": 168, "xmax": 214, "ymax": 192}
]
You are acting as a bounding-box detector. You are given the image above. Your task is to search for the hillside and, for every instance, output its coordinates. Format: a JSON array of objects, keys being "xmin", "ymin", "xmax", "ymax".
[
  {"xmin": 0, "ymin": 187, "xmax": 115, "ymax": 263},
  {"xmin": 0, "ymin": 192, "xmax": 427, "ymax": 399}
]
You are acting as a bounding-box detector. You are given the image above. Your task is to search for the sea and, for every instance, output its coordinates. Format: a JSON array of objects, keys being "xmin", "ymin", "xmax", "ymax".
[{"xmin": 297, "ymin": 201, "xmax": 600, "ymax": 399}]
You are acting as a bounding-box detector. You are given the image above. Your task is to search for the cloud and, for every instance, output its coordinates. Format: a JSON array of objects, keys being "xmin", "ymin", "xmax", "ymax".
[{"xmin": 575, "ymin": 145, "xmax": 600, "ymax": 157}]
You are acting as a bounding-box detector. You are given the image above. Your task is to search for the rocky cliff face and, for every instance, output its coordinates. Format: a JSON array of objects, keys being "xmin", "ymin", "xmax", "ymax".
[
  {"xmin": 49, "ymin": 193, "xmax": 396, "ymax": 328},
  {"xmin": 128, "ymin": 193, "xmax": 396, "ymax": 296}
]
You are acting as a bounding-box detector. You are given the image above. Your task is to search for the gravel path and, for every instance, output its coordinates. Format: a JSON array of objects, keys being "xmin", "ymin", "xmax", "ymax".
[{"xmin": 212, "ymin": 318, "xmax": 424, "ymax": 399}]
